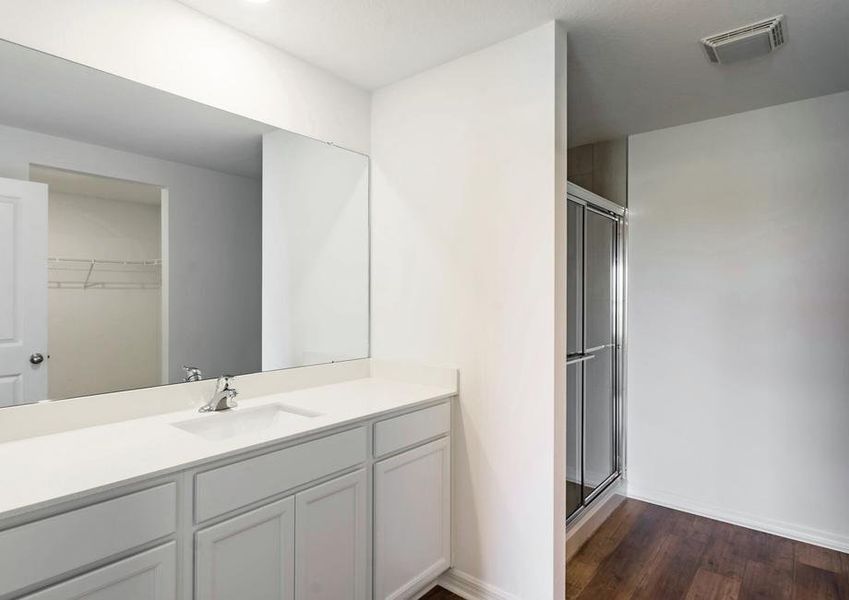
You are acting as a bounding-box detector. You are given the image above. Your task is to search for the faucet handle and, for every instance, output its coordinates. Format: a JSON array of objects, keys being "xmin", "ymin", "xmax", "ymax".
[{"xmin": 216, "ymin": 374, "xmax": 235, "ymax": 391}]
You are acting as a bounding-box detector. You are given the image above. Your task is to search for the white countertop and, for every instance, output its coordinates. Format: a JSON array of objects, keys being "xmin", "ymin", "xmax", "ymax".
[{"xmin": 0, "ymin": 376, "xmax": 455, "ymax": 521}]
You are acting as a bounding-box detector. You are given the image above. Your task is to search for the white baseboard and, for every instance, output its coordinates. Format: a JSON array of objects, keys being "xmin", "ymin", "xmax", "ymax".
[
  {"xmin": 438, "ymin": 569, "xmax": 520, "ymax": 600},
  {"xmin": 627, "ymin": 483, "xmax": 849, "ymax": 554}
]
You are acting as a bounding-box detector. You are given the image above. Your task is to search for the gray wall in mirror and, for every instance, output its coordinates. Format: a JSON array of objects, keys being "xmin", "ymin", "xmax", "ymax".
[{"xmin": 0, "ymin": 40, "xmax": 370, "ymax": 407}]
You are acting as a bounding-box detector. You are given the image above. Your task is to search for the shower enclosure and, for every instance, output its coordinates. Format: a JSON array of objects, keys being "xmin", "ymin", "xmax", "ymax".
[{"xmin": 566, "ymin": 183, "xmax": 625, "ymax": 522}]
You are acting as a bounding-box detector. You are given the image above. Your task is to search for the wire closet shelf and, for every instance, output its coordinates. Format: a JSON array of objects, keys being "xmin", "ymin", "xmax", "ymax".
[{"xmin": 47, "ymin": 257, "xmax": 162, "ymax": 290}]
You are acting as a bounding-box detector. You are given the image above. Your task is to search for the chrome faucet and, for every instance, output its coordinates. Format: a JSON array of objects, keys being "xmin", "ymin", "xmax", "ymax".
[
  {"xmin": 183, "ymin": 365, "xmax": 203, "ymax": 383},
  {"xmin": 199, "ymin": 375, "xmax": 238, "ymax": 412}
]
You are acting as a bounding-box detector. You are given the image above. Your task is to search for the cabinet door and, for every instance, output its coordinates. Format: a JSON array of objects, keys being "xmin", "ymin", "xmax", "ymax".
[
  {"xmin": 374, "ymin": 438, "xmax": 450, "ymax": 600},
  {"xmin": 21, "ymin": 543, "xmax": 176, "ymax": 600},
  {"xmin": 196, "ymin": 496, "xmax": 295, "ymax": 600},
  {"xmin": 295, "ymin": 469, "xmax": 367, "ymax": 600}
]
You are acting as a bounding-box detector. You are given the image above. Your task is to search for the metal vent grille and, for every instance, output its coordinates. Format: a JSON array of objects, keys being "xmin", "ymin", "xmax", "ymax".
[{"xmin": 701, "ymin": 15, "xmax": 787, "ymax": 64}]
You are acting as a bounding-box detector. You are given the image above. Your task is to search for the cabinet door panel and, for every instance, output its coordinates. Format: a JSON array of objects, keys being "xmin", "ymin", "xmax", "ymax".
[
  {"xmin": 374, "ymin": 438, "xmax": 450, "ymax": 600},
  {"xmin": 196, "ymin": 496, "xmax": 294, "ymax": 600},
  {"xmin": 295, "ymin": 470, "xmax": 367, "ymax": 600},
  {"xmin": 21, "ymin": 543, "xmax": 176, "ymax": 600}
]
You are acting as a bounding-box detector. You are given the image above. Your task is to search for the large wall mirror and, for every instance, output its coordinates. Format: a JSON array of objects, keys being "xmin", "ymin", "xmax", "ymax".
[{"xmin": 0, "ymin": 41, "xmax": 369, "ymax": 407}]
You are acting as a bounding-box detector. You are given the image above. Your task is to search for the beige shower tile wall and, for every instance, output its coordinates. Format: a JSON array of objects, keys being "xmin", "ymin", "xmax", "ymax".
[{"xmin": 567, "ymin": 138, "xmax": 628, "ymax": 207}]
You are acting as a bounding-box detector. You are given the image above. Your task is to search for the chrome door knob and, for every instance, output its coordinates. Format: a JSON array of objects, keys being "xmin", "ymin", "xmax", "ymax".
[{"xmin": 29, "ymin": 353, "xmax": 44, "ymax": 365}]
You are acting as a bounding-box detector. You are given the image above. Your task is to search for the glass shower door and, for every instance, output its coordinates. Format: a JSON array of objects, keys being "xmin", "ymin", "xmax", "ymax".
[
  {"xmin": 566, "ymin": 198, "xmax": 621, "ymax": 521},
  {"xmin": 566, "ymin": 201, "xmax": 584, "ymax": 517},
  {"xmin": 583, "ymin": 209, "xmax": 617, "ymax": 501}
]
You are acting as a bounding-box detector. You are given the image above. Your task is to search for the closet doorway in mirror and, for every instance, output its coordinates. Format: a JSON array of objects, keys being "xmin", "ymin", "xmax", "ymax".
[{"xmin": 32, "ymin": 166, "xmax": 167, "ymax": 400}]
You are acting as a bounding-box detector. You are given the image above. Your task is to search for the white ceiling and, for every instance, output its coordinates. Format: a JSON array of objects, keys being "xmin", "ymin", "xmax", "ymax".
[
  {"xmin": 0, "ymin": 41, "xmax": 274, "ymax": 178},
  {"xmin": 177, "ymin": 0, "xmax": 849, "ymax": 146}
]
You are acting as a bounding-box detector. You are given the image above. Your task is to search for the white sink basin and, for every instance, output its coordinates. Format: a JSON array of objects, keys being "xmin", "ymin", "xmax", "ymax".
[{"xmin": 172, "ymin": 403, "xmax": 322, "ymax": 441}]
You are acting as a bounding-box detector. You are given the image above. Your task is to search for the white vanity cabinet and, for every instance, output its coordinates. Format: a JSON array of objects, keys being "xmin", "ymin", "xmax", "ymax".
[
  {"xmin": 373, "ymin": 438, "xmax": 451, "ymax": 600},
  {"xmin": 195, "ymin": 497, "xmax": 296, "ymax": 600},
  {"xmin": 295, "ymin": 469, "xmax": 368, "ymax": 600},
  {"xmin": 20, "ymin": 543, "xmax": 177, "ymax": 600},
  {"xmin": 193, "ymin": 468, "xmax": 368, "ymax": 600},
  {"xmin": 0, "ymin": 399, "xmax": 453, "ymax": 600},
  {"xmin": 0, "ymin": 483, "xmax": 177, "ymax": 600},
  {"xmin": 373, "ymin": 404, "xmax": 452, "ymax": 600}
]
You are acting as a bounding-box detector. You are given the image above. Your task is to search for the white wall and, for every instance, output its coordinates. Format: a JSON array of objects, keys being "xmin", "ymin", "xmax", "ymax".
[
  {"xmin": 0, "ymin": 0, "xmax": 370, "ymax": 153},
  {"xmin": 48, "ymin": 192, "xmax": 161, "ymax": 399},
  {"xmin": 371, "ymin": 22, "xmax": 568, "ymax": 599},
  {"xmin": 262, "ymin": 130, "xmax": 369, "ymax": 370},
  {"xmin": 627, "ymin": 91, "xmax": 849, "ymax": 551},
  {"xmin": 0, "ymin": 122, "xmax": 262, "ymax": 385}
]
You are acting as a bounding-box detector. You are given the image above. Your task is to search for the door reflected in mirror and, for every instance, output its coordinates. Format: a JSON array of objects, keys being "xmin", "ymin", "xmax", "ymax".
[{"xmin": 0, "ymin": 40, "xmax": 369, "ymax": 407}]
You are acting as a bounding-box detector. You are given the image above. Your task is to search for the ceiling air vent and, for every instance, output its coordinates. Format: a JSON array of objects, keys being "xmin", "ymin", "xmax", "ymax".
[{"xmin": 701, "ymin": 15, "xmax": 787, "ymax": 64}]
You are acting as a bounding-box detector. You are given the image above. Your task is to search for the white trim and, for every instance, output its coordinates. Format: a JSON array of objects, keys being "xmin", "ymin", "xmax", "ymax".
[
  {"xmin": 627, "ymin": 483, "xmax": 849, "ymax": 554},
  {"xmin": 437, "ymin": 569, "xmax": 520, "ymax": 600}
]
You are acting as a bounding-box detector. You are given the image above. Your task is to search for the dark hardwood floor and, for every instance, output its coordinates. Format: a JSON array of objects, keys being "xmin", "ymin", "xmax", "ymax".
[
  {"xmin": 420, "ymin": 586, "xmax": 463, "ymax": 599},
  {"xmin": 422, "ymin": 498, "xmax": 848, "ymax": 599},
  {"xmin": 568, "ymin": 498, "xmax": 849, "ymax": 599}
]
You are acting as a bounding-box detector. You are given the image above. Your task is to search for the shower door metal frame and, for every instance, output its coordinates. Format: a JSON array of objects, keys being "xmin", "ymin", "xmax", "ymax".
[{"xmin": 565, "ymin": 183, "xmax": 627, "ymax": 526}]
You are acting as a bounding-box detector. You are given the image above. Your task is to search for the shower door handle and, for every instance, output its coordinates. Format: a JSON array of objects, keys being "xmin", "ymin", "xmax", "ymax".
[{"xmin": 566, "ymin": 353, "xmax": 596, "ymax": 365}]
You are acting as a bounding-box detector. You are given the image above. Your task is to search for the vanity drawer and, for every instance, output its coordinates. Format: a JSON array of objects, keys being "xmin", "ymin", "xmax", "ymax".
[
  {"xmin": 374, "ymin": 402, "xmax": 451, "ymax": 458},
  {"xmin": 19, "ymin": 542, "xmax": 176, "ymax": 600},
  {"xmin": 195, "ymin": 426, "xmax": 367, "ymax": 522},
  {"xmin": 0, "ymin": 483, "xmax": 177, "ymax": 597}
]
